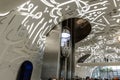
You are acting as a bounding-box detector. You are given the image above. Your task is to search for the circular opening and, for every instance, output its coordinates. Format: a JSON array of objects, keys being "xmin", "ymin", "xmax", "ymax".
[{"xmin": 62, "ymin": 18, "xmax": 92, "ymax": 43}]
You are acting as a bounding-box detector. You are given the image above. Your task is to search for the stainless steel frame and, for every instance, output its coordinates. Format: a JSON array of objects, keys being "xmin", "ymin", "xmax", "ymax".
[{"xmin": 41, "ymin": 25, "xmax": 61, "ymax": 80}]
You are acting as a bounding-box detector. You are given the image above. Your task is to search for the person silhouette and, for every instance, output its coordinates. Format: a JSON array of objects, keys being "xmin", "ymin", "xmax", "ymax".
[{"xmin": 86, "ymin": 76, "xmax": 90, "ymax": 80}]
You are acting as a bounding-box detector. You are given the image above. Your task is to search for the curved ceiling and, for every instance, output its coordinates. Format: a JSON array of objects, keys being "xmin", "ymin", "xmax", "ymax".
[{"xmin": 0, "ymin": 0, "xmax": 120, "ymax": 67}]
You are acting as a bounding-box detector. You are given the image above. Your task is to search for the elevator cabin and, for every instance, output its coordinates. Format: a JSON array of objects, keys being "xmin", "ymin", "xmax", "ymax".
[{"xmin": 41, "ymin": 18, "xmax": 91, "ymax": 80}]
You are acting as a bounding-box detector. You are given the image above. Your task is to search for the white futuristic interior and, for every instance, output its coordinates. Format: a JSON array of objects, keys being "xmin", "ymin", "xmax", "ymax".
[{"xmin": 0, "ymin": 0, "xmax": 120, "ymax": 80}]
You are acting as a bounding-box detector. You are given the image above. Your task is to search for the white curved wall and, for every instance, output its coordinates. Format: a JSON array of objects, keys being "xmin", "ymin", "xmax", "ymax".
[
  {"xmin": 0, "ymin": 0, "xmax": 120, "ymax": 80},
  {"xmin": 0, "ymin": 0, "xmax": 28, "ymax": 13}
]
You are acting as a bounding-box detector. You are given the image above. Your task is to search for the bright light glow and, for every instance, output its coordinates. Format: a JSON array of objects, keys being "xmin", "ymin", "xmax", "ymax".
[
  {"xmin": 62, "ymin": 32, "xmax": 70, "ymax": 38},
  {"xmin": 61, "ymin": 31, "xmax": 70, "ymax": 46},
  {"xmin": 104, "ymin": 66, "xmax": 120, "ymax": 70},
  {"xmin": 61, "ymin": 38, "xmax": 68, "ymax": 46}
]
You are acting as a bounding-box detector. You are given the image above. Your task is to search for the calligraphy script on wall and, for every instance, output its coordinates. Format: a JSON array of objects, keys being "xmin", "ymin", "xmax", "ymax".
[{"xmin": 16, "ymin": 0, "xmax": 120, "ymax": 62}]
